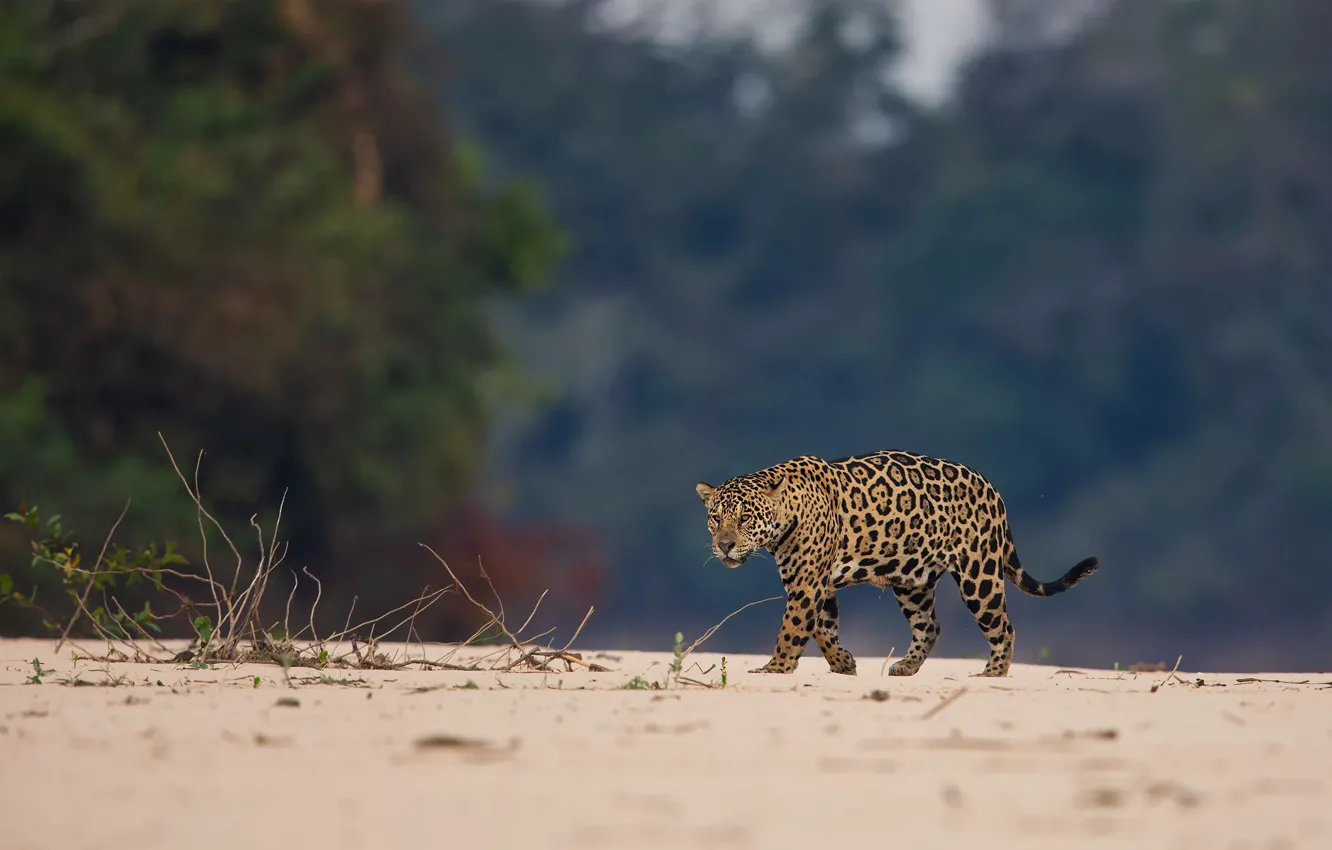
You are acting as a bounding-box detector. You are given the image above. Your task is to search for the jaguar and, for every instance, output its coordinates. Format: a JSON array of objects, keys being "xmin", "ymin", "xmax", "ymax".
[{"xmin": 695, "ymin": 451, "xmax": 1099, "ymax": 677}]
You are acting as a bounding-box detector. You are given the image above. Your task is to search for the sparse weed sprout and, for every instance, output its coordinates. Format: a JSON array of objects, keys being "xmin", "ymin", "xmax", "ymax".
[{"xmin": 27, "ymin": 657, "xmax": 54, "ymax": 684}]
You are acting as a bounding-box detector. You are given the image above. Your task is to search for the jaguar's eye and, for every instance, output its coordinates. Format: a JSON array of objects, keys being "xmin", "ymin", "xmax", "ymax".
[
  {"xmin": 708, "ymin": 516, "xmax": 719, "ymax": 528},
  {"xmin": 739, "ymin": 514, "xmax": 753, "ymax": 526}
]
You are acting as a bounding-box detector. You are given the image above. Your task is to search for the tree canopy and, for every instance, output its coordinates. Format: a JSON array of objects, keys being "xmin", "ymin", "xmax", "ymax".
[{"xmin": 0, "ymin": 0, "xmax": 566, "ymax": 632}]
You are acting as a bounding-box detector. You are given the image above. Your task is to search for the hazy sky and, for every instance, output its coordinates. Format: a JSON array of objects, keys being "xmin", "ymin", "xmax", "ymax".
[{"xmin": 596, "ymin": 0, "xmax": 991, "ymax": 103}]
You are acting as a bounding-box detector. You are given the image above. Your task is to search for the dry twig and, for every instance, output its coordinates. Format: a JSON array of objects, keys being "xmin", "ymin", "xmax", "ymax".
[
  {"xmin": 45, "ymin": 436, "xmax": 598, "ymax": 679},
  {"xmin": 920, "ymin": 687, "xmax": 969, "ymax": 720},
  {"xmin": 1150, "ymin": 655, "xmax": 1184, "ymax": 693}
]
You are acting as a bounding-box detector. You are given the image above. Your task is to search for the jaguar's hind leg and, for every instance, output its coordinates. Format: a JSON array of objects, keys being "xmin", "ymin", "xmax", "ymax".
[{"xmin": 956, "ymin": 553, "xmax": 1014, "ymax": 677}]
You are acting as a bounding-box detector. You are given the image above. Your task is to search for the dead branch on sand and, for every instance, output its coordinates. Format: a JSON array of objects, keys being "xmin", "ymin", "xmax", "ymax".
[{"xmin": 42, "ymin": 435, "xmax": 597, "ymax": 676}]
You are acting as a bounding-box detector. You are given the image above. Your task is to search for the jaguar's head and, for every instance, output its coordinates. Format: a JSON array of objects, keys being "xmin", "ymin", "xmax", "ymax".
[{"xmin": 694, "ymin": 476, "xmax": 787, "ymax": 568}]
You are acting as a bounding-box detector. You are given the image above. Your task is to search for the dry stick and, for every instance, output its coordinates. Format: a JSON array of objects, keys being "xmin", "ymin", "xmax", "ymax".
[
  {"xmin": 226, "ymin": 531, "xmax": 285, "ymax": 656},
  {"xmin": 1150, "ymin": 654, "xmax": 1184, "ymax": 693},
  {"xmin": 352, "ymin": 587, "xmax": 452, "ymax": 651},
  {"xmin": 190, "ymin": 447, "xmax": 226, "ymax": 624},
  {"xmin": 242, "ymin": 510, "xmax": 272, "ymax": 646},
  {"xmin": 159, "ymin": 435, "xmax": 241, "ymax": 631},
  {"xmin": 558, "ymin": 605, "xmax": 596, "ymax": 654},
  {"xmin": 418, "ymin": 543, "xmax": 523, "ymax": 647},
  {"xmin": 59, "ymin": 435, "xmax": 554, "ymax": 674},
  {"xmin": 394, "ymin": 587, "xmax": 431, "ymax": 667},
  {"xmin": 679, "ymin": 595, "xmax": 784, "ymax": 664},
  {"xmin": 878, "ymin": 647, "xmax": 898, "ymax": 676},
  {"xmin": 1234, "ymin": 677, "xmax": 1332, "ymax": 686},
  {"xmin": 242, "ymin": 492, "xmax": 288, "ymax": 644},
  {"xmin": 81, "ymin": 587, "xmax": 127, "ymax": 646},
  {"xmin": 110, "ymin": 596, "xmax": 174, "ymax": 660},
  {"xmin": 650, "ymin": 595, "xmax": 785, "ymax": 688},
  {"xmin": 323, "ymin": 586, "xmax": 452, "ymax": 647},
  {"xmin": 404, "ymin": 579, "xmax": 451, "ymax": 666},
  {"xmin": 921, "ymin": 687, "xmax": 969, "ymax": 720},
  {"xmin": 159, "ymin": 437, "xmax": 306, "ymax": 666},
  {"xmin": 226, "ymin": 497, "xmax": 287, "ymax": 654},
  {"xmin": 301, "ymin": 565, "xmax": 324, "ymax": 646},
  {"xmin": 475, "ymin": 558, "xmax": 507, "ymax": 633},
  {"xmin": 282, "ymin": 568, "xmax": 302, "ymax": 642},
  {"xmin": 515, "ymin": 589, "xmax": 550, "ymax": 637},
  {"xmin": 327, "ymin": 594, "xmax": 360, "ymax": 661},
  {"xmin": 55, "ymin": 497, "xmax": 132, "ymax": 653},
  {"xmin": 432, "ymin": 619, "xmax": 503, "ymax": 670},
  {"xmin": 499, "ymin": 607, "xmax": 598, "ymax": 674},
  {"xmin": 59, "ymin": 561, "xmax": 223, "ymax": 590},
  {"xmin": 192, "ymin": 450, "xmax": 229, "ymax": 609},
  {"xmin": 400, "ymin": 585, "xmax": 445, "ymax": 665}
]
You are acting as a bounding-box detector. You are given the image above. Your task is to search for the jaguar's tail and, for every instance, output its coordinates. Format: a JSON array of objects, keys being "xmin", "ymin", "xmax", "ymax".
[{"xmin": 1003, "ymin": 531, "xmax": 1099, "ymax": 598}]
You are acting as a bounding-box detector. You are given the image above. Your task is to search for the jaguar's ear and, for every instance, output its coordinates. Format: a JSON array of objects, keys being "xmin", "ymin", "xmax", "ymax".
[
  {"xmin": 767, "ymin": 477, "xmax": 786, "ymax": 502},
  {"xmin": 695, "ymin": 482, "xmax": 717, "ymax": 504}
]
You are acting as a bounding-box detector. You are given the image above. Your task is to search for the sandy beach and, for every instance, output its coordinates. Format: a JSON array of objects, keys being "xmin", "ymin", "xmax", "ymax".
[{"xmin": 1, "ymin": 637, "xmax": 1327, "ymax": 849}]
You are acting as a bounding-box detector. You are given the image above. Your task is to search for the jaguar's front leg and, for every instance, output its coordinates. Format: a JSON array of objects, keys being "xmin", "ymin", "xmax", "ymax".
[{"xmin": 750, "ymin": 578, "xmax": 821, "ymax": 674}]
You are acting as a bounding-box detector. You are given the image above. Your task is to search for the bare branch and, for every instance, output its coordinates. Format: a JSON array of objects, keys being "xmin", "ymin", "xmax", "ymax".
[{"xmin": 56, "ymin": 497, "xmax": 130, "ymax": 652}]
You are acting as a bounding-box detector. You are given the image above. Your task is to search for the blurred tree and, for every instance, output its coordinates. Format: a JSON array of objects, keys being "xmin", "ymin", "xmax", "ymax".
[
  {"xmin": 418, "ymin": 0, "xmax": 1332, "ymax": 666},
  {"xmin": 906, "ymin": 0, "xmax": 1332, "ymax": 644},
  {"xmin": 0, "ymin": 0, "xmax": 568, "ymax": 633},
  {"xmin": 415, "ymin": 0, "xmax": 930, "ymax": 625}
]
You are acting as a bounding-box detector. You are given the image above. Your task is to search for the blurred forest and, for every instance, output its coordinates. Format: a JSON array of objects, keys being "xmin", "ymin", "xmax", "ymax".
[{"xmin": 2, "ymin": 0, "xmax": 1330, "ymax": 670}]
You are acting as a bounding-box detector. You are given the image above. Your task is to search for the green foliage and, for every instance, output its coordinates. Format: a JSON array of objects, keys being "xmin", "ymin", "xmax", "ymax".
[
  {"xmin": 0, "ymin": 0, "xmax": 565, "ymax": 630},
  {"xmin": 192, "ymin": 615, "xmax": 213, "ymax": 651},
  {"xmin": 2, "ymin": 503, "xmax": 186, "ymax": 640},
  {"xmin": 670, "ymin": 631, "xmax": 684, "ymax": 676}
]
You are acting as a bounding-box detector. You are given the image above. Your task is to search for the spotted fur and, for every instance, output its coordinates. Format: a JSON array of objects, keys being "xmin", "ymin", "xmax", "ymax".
[{"xmin": 695, "ymin": 451, "xmax": 1099, "ymax": 677}]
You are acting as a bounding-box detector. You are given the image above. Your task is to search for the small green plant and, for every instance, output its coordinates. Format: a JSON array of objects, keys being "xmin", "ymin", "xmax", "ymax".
[
  {"xmin": 720, "ymin": 656, "xmax": 728, "ymax": 688},
  {"xmin": 252, "ymin": 676, "xmax": 262, "ymax": 688},
  {"xmin": 670, "ymin": 631, "xmax": 684, "ymax": 676},
  {"xmin": 2, "ymin": 503, "xmax": 186, "ymax": 641},
  {"xmin": 458, "ymin": 679, "xmax": 479, "ymax": 690},
  {"xmin": 621, "ymin": 675, "xmax": 658, "ymax": 690},
  {"xmin": 27, "ymin": 657, "xmax": 54, "ymax": 684},
  {"xmin": 192, "ymin": 615, "xmax": 213, "ymax": 652}
]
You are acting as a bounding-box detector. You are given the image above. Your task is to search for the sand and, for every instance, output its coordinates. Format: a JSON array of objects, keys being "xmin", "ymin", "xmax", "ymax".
[{"xmin": 1, "ymin": 636, "xmax": 1328, "ymax": 850}]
